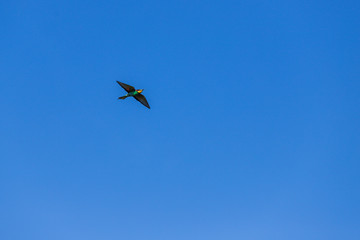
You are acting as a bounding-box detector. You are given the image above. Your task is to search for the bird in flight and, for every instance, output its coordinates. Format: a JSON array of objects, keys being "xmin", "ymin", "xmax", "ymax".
[{"xmin": 116, "ymin": 81, "xmax": 150, "ymax": 109}]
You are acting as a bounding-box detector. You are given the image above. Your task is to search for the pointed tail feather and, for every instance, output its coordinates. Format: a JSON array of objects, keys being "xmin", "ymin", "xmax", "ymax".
[{"xmin": 118, "ymin": 96, "xmax": 127, "ymax": 100}]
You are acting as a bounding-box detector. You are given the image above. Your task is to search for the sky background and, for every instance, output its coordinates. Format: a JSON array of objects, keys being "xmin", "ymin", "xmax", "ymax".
[{"xmin": 1, "ymin": 0, "xmax": 359, "ymax": 239}]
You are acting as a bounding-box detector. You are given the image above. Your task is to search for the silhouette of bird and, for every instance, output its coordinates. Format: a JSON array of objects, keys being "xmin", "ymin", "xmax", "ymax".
[{"xmin": 116, "ymin": 81, "xmax": 150, "ymax": 109}]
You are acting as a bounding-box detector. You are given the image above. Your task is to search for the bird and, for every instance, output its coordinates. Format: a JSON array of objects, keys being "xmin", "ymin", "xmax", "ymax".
[{"xmin": 116, "ymin": 81, "xmax": 150, "ymax": 109}]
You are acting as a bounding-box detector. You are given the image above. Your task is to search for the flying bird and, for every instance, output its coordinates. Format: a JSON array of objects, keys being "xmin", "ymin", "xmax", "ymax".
[{"xmin": 116, "ymin": 81, "xmax": 150, "ymax": 109}]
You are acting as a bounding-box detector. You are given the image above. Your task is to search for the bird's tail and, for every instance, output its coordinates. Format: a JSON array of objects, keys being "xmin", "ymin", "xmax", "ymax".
[{"xmin": 118, "ymin": 96, "xmax": 128, "ymax": 100}]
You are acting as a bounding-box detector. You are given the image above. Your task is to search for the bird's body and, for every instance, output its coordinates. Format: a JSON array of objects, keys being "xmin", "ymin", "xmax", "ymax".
[
  {"xmin": 116, "ymin": 81, "xmax": 150, "ymax": 109},
  {"xmin": 120, "ymin": 89, "xmax": 143, "ymax": 98}
]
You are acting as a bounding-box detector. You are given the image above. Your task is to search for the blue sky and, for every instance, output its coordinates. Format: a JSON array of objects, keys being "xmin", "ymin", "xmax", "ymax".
[{"xmin": 1, "ymin": 0, "xmax": 359, "ymax": 239}]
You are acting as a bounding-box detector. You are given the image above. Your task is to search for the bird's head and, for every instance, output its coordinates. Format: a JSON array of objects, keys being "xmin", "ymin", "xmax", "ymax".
[{"xmin": 137, "ymin": 89, "xmax": 144, "ymax": 93}]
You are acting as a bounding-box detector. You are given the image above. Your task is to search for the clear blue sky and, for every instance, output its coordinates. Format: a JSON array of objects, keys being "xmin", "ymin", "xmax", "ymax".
[{"xmin": 1, "ymin": 0, "xmax": 359, "ymax": 239}]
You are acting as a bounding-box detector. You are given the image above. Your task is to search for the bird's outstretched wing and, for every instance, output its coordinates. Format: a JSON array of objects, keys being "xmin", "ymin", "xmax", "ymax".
[
  {"xmin": 134, "ymin": 94, "xmax": 150, "ymax": 109},
  {"xmin": 117, "ymin": 81, "xmax": 135, "ymax": 93}
]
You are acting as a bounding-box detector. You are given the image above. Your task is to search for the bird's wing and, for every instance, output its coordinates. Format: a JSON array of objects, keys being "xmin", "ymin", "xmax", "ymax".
[
  {"xmin": 134, "ymin": 94, "xmax": 151, "ymax": 109},
  {"xmin": 116, "ymin": 81, "xmax": 135, "ymax": 93}
]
